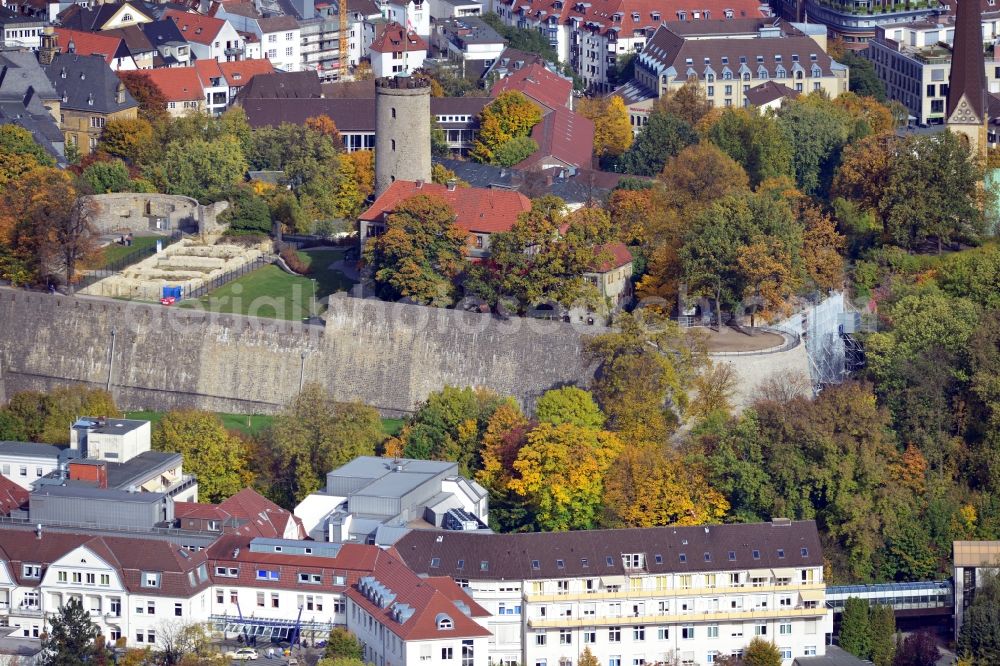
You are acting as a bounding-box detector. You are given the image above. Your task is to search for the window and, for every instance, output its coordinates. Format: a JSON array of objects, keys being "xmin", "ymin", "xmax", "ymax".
[
  {"xmin": 679, "ymin": 575, "xmax": 692, "ymax": 590},
  {"xmin": 682, "ymin": 626, "xmax": 695, "ymax": 640},
  {"xmin": 657, "ymin": 628, "xmax": 669, "ymax": 640},
  {"xmin": 679, "ymin": 553, "xmax": 687, "ymax": 563},
  {"xmin": 147, "ymin": 601, "xmax": 155, "ymax": 615},
  {"xmin": 752, "ymin": 549, "xmax": 761, "ymax": 560},
  {"xmin": 535, "ymin": 633, "xmax": 546, "ymax": 646},
  {"xmin": 633, "ymin": 626, "xmax": 645, "ymax": 641},
  {"xmin": 583, "ymin": 630, "xmax": 596, "ymax": 643},
  {"xmin": 777, "ymin": 549, "xmax": 785, "ymax": 559},
  {"xmin": 609, "ymin": 628, "xmax": 621, "ymax": 642},
  {"xmin": 442, "ymin": 648, "xmax": 453, "ymax": 660},
  {"xmin": 85, "ymin": 573, "xmax": 95, "ymax": 585},
  {"xmin": 531, "ymin": 560, "xmax": 540, "ymax": 570},
  {"xmin": 801, "ymin": 547, "xmax": 809, "ymax": 557},
  {"xmin": 217, "ymin": 590, "xmax": 224, "ymax": 604},
  {"xmin": 437, "ymin": 615, "xmax": 454, "ymax": 629},
  {"xmin": 285, "ymin": 47, "xmax": 293, "ymax": 56},
  {"xmin": 58, "ymin": 571, "xmax": 67, "ymax": 583},
  {"xmin": 271, "ymin": 594, "xmax": 279, "ymax": 608},
  {"xmin": 707, "ymin": 625, "xmax": 719, "ymax": 638},
  {"xmin": 606, "ymin": 556, "xmax": 614, "ymax": 566},
  {"xmin": 430, "ymin": 558, "xmax": 441, "ymax": 568},
  {"xmin": 480, "ymin": 561, "xmax": 489, "ymax": 571},
  {"xmin": 391, "ymin": 139, "xmax": 396, "ymax": 151},
  {"xmin": 175, "ymin": 603, "xmax": 183, "ymax": 617},
  {"xmin": 269, "ymin": 34, "xmax": 277, "ymax": 42},
  {"xmin": 19, "ymin": 466, "xmax": 27, "ymax": 477},
  {"xmin": 299, "ymin": 573, "xmax": 322, "ymax": 584},
  {"xmin": 267, "ymin": 49, "xmax": 277, "ymax": 58},
  {"xmin": 35, "ymin": 467, "xmax": 43, "ymax": 477},
  {"xmin": 285, "ymin": 32, "xmax": 294, "ymax": 39},
  {"xmin": 141, "ymin": 572, "xmax": 160, "ymax": 588},
  {"xmin": 622, "ymin": 553, "xmax": 644, "ymax": 569},
  {"xmin": 780, "ymin": 649, "xmax": 792, "ymax": 660},
  {"xmin": 728, "ymin": 551, "xmax": 736, "ymax": 561},
  {"xmin": 72, "ymin": 572, "xmax": 82, "ymax": 583},
  {"xmin": 704, "ymin": 552, "xmax": 712, "ymax": 562},
  {"xmin": 779, "ymin": 623, "xmax": 792, "ymax": 635},
  {"xmin": 256, "ymin": 570, "xmax": 279, "ymax": 581},
  {"xmin": 559, "ymin": 629, "xmax": 572, "ymax": 645},
  {"xmin": 804, "ymin": 646, "xmax": 817, "ymax": 656},
  {"xmin": 755, "ymin": 625, "xmax": 767, "ymax": 636},
  {"xmin": 556, "ymin": 559, "xmax": 565, "ymax": 569}
]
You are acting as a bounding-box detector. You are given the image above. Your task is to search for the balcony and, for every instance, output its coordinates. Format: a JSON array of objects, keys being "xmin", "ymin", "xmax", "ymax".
[
  {"xmin": 224, "ymin": 47, "xmax": 244, "ymax": 57},
  {"xmin": 13, "ymin": 605, "xmax": 42, "ymax": 617},
  {"xmin": 525, "ymin": 581, "xmax": 824, "ymax": 603},
  {"xmin": 527, "ymin": 606, "xmax": 828, "ymax": 629}
]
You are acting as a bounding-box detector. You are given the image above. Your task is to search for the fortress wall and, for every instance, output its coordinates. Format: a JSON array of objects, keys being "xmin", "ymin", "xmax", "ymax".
[{"xmin": 0, "ymin": 290, "xmax": 595, "ymax": 416}]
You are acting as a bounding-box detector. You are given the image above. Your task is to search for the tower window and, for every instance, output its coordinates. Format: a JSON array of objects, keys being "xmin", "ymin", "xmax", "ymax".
[
  {"xmin": 392, "ymin": 107, "xmax": 396, "ymax": 118},
  {"xmin": 391, "ymin": 139, "xmax": 396, "ymax": 151}
]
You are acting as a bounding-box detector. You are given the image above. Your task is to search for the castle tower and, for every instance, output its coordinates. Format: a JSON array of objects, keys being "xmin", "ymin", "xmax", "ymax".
[
  {"xmin": 947, "ymin": 0, "xmax": 988, "ymax": 157},
  {"xmin": 374, "ymin": 76, "xmax": 431, "ymax": 197}
]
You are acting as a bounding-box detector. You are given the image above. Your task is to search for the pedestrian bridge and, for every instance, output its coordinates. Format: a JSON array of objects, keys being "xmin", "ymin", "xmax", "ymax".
[{"xmin": 826, "ymin": 580, "xmax": 953, "ymax": 617}]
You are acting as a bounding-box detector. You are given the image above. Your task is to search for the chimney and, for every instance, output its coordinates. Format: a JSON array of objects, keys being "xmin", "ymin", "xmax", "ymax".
[
  {"xmin": 415, "ymin": 179, "xmax": 424, "ymax": 189},
  {"xmin": 35, "ymin": 523, "xmax": 42, "ymax": 540},
  {"xmin": 446, "ymin": 179, "xmax": 457, "ymax": 191}
]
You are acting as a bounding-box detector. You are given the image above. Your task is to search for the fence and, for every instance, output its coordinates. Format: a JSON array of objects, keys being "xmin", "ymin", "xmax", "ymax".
[
  {"xmin": 77, "ymin": 231, "xmax": 184, "ymax": 291},
  {"xmin": 187, "ymin": 256, "xmax": 270, "ymax": 300}
]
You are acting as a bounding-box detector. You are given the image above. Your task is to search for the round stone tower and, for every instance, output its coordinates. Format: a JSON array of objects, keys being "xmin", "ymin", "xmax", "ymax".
[{"xmin": 374, "ymin": 76, "xmax": 432, "ymax": 197}]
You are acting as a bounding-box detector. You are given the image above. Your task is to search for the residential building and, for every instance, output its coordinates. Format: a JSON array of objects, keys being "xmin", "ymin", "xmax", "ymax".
[
  {"xmin": 370, "ymin": 21, "xmax": 428, "ymax": 77},
  {"xmin": 490, "ymin": 0, "xmax": 770, "ymax": 91},
  {"xmin": 294, "ymin": 456, "xmax": 489, "ymax": 544},
  {"xmin": 69, "ymin": 417, "xmax": 152, "ymax": 463},
  {"xmin": 482, "ymin": 47, "xmax": 550, "ymax": 85},
  {"xmin": 258, "ymin": 15, "xmax": 301, "ymax": 71},
  {"xmin": 432, "ymin": 16, "xmax": 504, "ymax": 73},
  {"xmin": 238, "ymin": 75, "xmax": 487, "ymax": 153},
  {"xmin": 358, "ymin": 180, "xmax": 531, "ymax": 257},
  {"xmin": 0, "ymin": 49, "xmax": 65, "ymax": 160},
  {"xmin": 0, "ymin": 474, "xmax": 28, "ymax": 516},
  {"xmin": 395, "ymin": 520, "xmax": 834, "ymax": 666},
  {"xmin": 101, "ymin": 25, "xmax": 158, "ymax": 68},
  {"xmin": 57, "ymin": 1, "xmax": 155, "ymax": 33},
  {"xmin": 140, "ymin": 19, "xmax": 192, "ymax": 67},
  {"xmin": 630, "ymin": 22, "xmax": 848, "ymax": 112},
  {"xmin": 798, "ymin": 0, "xmax": 940, "ymax": 45},
  {"xmin": 55, "ymin": 28, "xmax": 140, "ymax": 70},
  {"xmin": 743, "ymin": 80, "xmax": 799, "ymax": 110},
  {"xmin": 490, "ymin": 62, "xmax": 573, "ymax": 110},
  {"xmin": 584, "ymin": 242, "xmax": 633, "ymax": 311},
  {"xmin": 44, "ymin": 52, "xmax": 138, "ymax": 152},
  {"xmin": 429, "ymin": 0, "xmax": 483, "ymax": 19},
  {"xmin": 130, "ymin": 65, "xmax": 205, "ymax": 115},
  {"xmin": 867, "ymin": 18, "xmax": 1000, "ymax": 125},
  {"xmin": 953, "ymin": 540, "xmax": 1000, "ymax": 640},
  {"xmin": 195, "ymin": 57, "xmax": 274, "ymax": 113},
  {"xmin": 382, "ymin": 0, "xmax": 430, "ymax": 36},
  {"xmin": 175, "ymin": 487, "xmax": 306, "ymax": 539},
  {"xmin": 0, "ymin": 8, "xmax": 44, "ymax": 48},
  {"xmin": 0, "ymin": 442, "xmax": 74, "ymax": 490},
  {"xmin": 163, "ymin": 9, "xmax": 243, "ymax": 61}
]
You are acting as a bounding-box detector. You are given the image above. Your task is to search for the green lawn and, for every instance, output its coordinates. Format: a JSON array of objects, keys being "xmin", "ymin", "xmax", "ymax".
[
  {"xmin": 179, "ymin": 248, "xmax": 355, "ymax": 321},
  {"xmin": 97, "ymin": 235, "xmax": 161, "ymax": 268},
  {"xmin": 126, "ymin": 410, "xmax": 401, "ymax": 437}
]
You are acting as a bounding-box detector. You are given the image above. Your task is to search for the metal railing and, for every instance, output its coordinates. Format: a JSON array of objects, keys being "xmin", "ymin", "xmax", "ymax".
[{"xmin": 77, "ymin": 231, "xmax": 184, "ymax": 291}]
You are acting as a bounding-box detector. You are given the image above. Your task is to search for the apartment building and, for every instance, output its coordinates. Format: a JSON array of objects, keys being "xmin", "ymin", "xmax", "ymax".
[
  {"xmin": 630, "ymin": 21, "xmax": 848, "ymax": 111},
  {"xmin": 490, "ymin": 0, "xmax": 770, "ymax": 91},
  {"xmin": 0, "ymin": 443, "xmax": 71, "ymax": 490},
  {"xmin": 394, "ymin": 520, "xmax": 833, "ymax": 666},
  {"xmin": 867, "ymin": 18, "xmax": 1000, "ymax": 125}
]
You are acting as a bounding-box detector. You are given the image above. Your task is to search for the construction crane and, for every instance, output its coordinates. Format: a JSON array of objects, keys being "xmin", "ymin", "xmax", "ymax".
[{"xmin": 338, "ymin": 0, "xmax": 349, "ymax": 80}]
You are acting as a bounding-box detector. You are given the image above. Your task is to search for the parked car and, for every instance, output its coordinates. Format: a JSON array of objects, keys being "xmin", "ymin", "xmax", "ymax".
[
  {"xmin": 225, "ymin": 648, "xmax": 259, "ymax": 661},
  {"xmin": 160, "ymin": 296, "xmax": 176, "ymax": 306}
]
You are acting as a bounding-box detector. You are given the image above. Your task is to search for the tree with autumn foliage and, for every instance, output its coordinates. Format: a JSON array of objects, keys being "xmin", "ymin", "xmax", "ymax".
[
  {"xmin": 577, "ymin": 95, "xmax": 633, "ymax": 159},
  {"xmin": 602, "ymin": 444, "xmax": 728, "ymax": 527},
  {"xmin": 737, "ymin": 239, "xmax": 797, "ymax": 327},
  {"xmin": 305, "ymin": 115, "xmax": 341, "ymax": 141},
  {"xmin": 470, "ymin": 91, "xmax": 542, "ymax": 164},
  {"xmin": 363, "ymin": 194, "xmax": 467, "ymax": 305},
  {"xmin": 508, "ymin": 421, "xmax": 624, "ymax": 531},
  {"xmin": 658, "ymin": 80, "xmax": 713, "ymax": 127},
  {"xmin": 586, "ymin": 310, "xmax": 707, "ymax": 444},
  {"xmin": 704, "ymin": 107, "xmax": 794, "ymax": 187},
  {"xmin": 97, "ymin": 118, "xmax": 155, "ymax": 165},
  {"xmin": 606, "ymin": 187, "xmax": 654, "ymax": 244},
  {"xmin": 118, "ymin": 71, "xmax": 169, "ymax": 124}
]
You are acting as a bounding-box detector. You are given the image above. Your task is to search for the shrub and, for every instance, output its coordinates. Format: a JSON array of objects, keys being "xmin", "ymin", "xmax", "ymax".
[{"xmin": 280, "ymin": 247, "xmax": 309, "ymax": 274}]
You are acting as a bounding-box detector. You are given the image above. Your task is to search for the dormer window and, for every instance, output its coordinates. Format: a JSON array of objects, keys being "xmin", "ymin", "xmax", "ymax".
[
  {"xmin": 631, "ymin": 11, "xmax": 639, "ymax": 19},
  {"xmin": 651, "ymin": 11, "xmax": 660, "ymax": 20},
  {"xmin": 676, "ymin": 10, "xmax": 685, "ymax": 19},
  {"xmin": 724, "ymin": 8, "xmax": 734, "ymax": 17},
  {"xmin": 436, "ymin": 613, "xmax": 454, "ymax": 630},
  {"xmin": 122, "ymin": 12, "xmax": 132, "ymax": 21}
]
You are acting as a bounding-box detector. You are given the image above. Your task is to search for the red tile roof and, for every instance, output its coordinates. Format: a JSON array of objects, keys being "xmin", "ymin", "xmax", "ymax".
[
  {"xmin": 370, "ymin": 21, "xmax": 427, "ymax": 54},
  {"xmin": 520, "ymin": 105, "xmax": 594, "ymax": 169},
  {"xmin": 490, "ymin": 63, "xmax": 571, "ymax": 111},
  {"xmin": 497, "ymin": 0, "xmax": 768, "ymax": 40},
  {"xmin": 127, "ymin": 66, "xmax": 204, "ymax": 102},
  {"xmin": 217, "ymin": 488, "xmax": 305, "ymax": 539},
  {"xmin": 219, "ymin": 58, "xmax": 275, "ymax": 86},
  {"xmin": 194, "ymin": 57, "xmax": 224, "ymax": 84},
  {"xmin": 55, "ymin": 28, "xmax": 124, "ymax": 65},
  {"xmin": 589, "ymin": 241, "xmax": 632, "ymax": 272},
  {"xmin": 359, "ymin": 181, "xmax": 532, "ymax": 234},
  {"xmin": 164, "ymin": 8, "xmax": 226, "ymax": 44},
  {"xmin": 346, "ymin": 549, "xmax": 491, "ymax": 641},
  {"xmin": 0, "ymin": 475, "xmax": 28, "ymax": 516}
]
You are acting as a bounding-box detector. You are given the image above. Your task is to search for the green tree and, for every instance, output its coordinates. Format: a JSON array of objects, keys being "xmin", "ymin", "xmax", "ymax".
[
  {"xmin": 839, "ymin": 597, "xmax": 872, "ymax": 659},
  {"xmin": 777, "ymin": 93, "xmax": 858, "ymax": 197},
  {"xmin": 323, "ymin": 627, "xmax": 363, "ymax": 661},
  {"xmin": 839, "ymin": 50, "xmax": 887, "ymax": 102},
  {"xmin": 895, "ymin": 632, "xmax": 939, "ymax": 666},
  {"xmin": 493, "ymin": 135, "xmax": 538, "ymax": 167},
  {"xmin": 97, "ymin": 118, "xmax": 155, "ymax": 165},
  {"xmin": 362, "ymin": 194, "xmax": 467, "ymax": 305},
  {"xmin": 220, "ymin": 185, "xmax": 272, "ymax": 234},
  {"xmin": 619, "ymin": 110, "xmax": 697, "ymax": 176},
  {"xmin": 0, "ymin": 387, "xmax": 120, "ymax": 445},
  {"xmin": 264, "ymin": 385, "xmax": 385, "ymax": 505},
  {"xmin": 152, "ymin": 135, "xmax": 248, "ymax": 200},
  {"xmin": 870, "ymin": 604, "xmax": 897, "ymax": 666},
  {"xmin": 81, "ymin": 159, "xmax": 135, "ymax": 194},
  {"xmin": 535, "ymin": 386, "xmax": 605, "ymax": 429},
  {"xmin": 706, "ymin": 108, "xmax": 794, "ymax": 187},
  {"xmin": 0, "ymin": 125, "xmax": 55, "ymax": 167},
  {"xmin": 958, "ymin": 573, "xmax": 1000, "ymax": 663},
  {"xmin": 41, "ymin": 598, "xmax": 103, "ymax": 666},
  {"xmin": 744, "ymin": 637, "xmax": 782, "ymax": 666},
  {"xmin": 470, "ymin": 91, "xmax": 542, "ymax": 164},
  {"xmin": 152, "ymin": 410, "xmax": 255, "ymax": 503},
  {"xmin": 508, "ymin": 421, "xmax": 624, "ymax": 530}
]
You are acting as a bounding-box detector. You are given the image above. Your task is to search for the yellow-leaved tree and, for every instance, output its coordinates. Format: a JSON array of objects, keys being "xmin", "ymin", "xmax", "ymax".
[
  {"xmin": 578, "ymin": 95, "xmax": 633, "ymax": 158},
  {"xmin": 507, "ymin": 422, "xmax": 624, "ymax": 531},
  {"xmin": 470, "ymin": 91, "xmax": 542, "ymax": 164}
]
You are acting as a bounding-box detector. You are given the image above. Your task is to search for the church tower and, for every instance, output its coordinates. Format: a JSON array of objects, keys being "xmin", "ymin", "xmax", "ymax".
[{"xmin": 947, "ymin": 0, "xmax": 988, "ymax": 156}]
